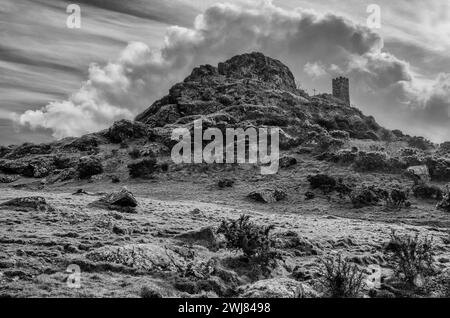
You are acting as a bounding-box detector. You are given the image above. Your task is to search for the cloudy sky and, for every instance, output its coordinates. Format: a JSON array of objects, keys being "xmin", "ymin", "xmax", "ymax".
[{"xmin": 1, "ymin": 0, "xmax": 449, "ymax": 145}]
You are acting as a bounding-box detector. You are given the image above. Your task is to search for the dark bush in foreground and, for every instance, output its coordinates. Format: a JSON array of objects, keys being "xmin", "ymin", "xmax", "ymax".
[
  {"xmin": 77, "ymin": 156, "xmax": 103, "ymax": 179},
  {"xmin": 217, "ymin": 215, "xmax": 278, "ymax": 275},
  {"xmin": 320, "ymin": 255, "xmax": 365, "ymax": 298},
  {"xmin": 385, "ymin": 232, "xmax": 435, "ymax": 286},
  {"xmin": 128, "ymin": 158, "xmax": 157, "ymax": 178},
  {"xmin": 412, "ymin": 184, "xmax": 443, "ymax": 201}
]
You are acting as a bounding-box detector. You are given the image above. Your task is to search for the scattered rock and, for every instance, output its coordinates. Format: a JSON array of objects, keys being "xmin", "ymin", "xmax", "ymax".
[
  {"xmin": 174, "ymin": 227, "xmax": 218, "ymax": 249},
  {"xmin": 72, "ymin": 189, "xmax": 89, "ymax": 195},
  {"xmin": 304, "ymin": 191, "xmax": 315, "ymax": 200},
  {"xmin": 0, "ymin": 197, "xmax": 54, "ymax": 212},
  {"xmin": 111, "ymin": 175, "xmax": 121, "ymax": 183},
  {"xmin": 89, "ymin": 188, "xmax": 138, "ymax": 213},
  {"xmin": 218, "ymin": 178, "xmax": 234, "ymax": 188},
  {"xmin": 279, "ymin": 156, "xmax": 297, "ymax": 168},
  {"xmin": 238, "ymin": 278, "xmax": 319, "ymax": 298},
  {"xmin": 406, "ymin": 165, "xmax": 430, "ymax": 184},
  {"xmin": 248, "ymin": 188, "xmax": 287, "ymax": 203}
]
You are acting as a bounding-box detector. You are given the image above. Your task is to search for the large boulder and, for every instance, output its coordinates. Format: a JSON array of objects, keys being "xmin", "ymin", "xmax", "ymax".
[
  {"xmin": 86, "ymin": 244, "xmax": 186, "ymax": 272},
  {"xmin": 89, "ymin": 187, "xmax": 138, "ymax": 212},
  {"xmin": 248, "ymin": 188, "xmax": 287, "ymax": 203},
  {"xmin": 406, "ymin": 165, "xmax": 430, "ymax": 184},
  {"xmin": 174, "ymin": 227, "xmax": 218, "ymax": 249},
  {"xmin": 238, "ymin": 278, "xmax": 319, "ymax": 298},
  {"xmin": 0, "ymin": 197, "xmax": 54, "ymax": 212}
]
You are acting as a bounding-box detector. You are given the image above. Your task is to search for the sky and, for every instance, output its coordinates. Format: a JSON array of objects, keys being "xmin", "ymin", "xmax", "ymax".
[{"xmin": 0, "ymin": 0, "xmax": 449, "ymax": 145}]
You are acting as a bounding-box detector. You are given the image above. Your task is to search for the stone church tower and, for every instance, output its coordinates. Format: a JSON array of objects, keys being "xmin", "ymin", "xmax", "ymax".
[{"xmin": 332, "ymin": 77, "xmax": 350, "ymax": 106}]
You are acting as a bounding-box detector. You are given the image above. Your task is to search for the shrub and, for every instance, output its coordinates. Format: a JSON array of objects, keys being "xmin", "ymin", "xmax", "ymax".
[
  {"xmin": 77, "ymin": 156, "xmax": 103, "ymax": 179},
  {"xmin": 140, "ymin": 286, "xmax": 162, "ymax": 298},
  {"xmin": 128, "ymin": 147, "xmax": 141, "ymax": 159},
  {"xmin": 384, "ymin": 188, "xmax": 411, "ymax": 209},
  {"xmin": 407, "ymin": 136, "xmax": 434, "ymax": 151},
  {"xmin": 307, "ymin": 174, "xmax": 337, "ymax": 194},
  {"xmin": 353, "ymin": 151, "xmax": 387, "ymax": 172},
  {"xmin": 128, "ymin": 158, "xmax": 157, "ymax": 178},
  {"xmin": 217, "ymin": 215, "xmax": 278, "ymax": 273},
  {"xmin": 436, "ymin": 187, "xmax": 450, "ymax": 212},
  {"xmin": 385, "ymin": 231, "xmax": 435, "ymax": 286},
  {"xmin": 412, "ymin": 184, "xmax": 443, "ymax": 201},
  {"xmin": 329, "ymin": 130, "xmax": 350, "ymax": 140},
  {"xmin": 320, "ymin": 254, "xmax": 365, "ymax": 298},
  {"xmin": 349, "ymin": 186, "xmax": 383, "ymax": 208}
]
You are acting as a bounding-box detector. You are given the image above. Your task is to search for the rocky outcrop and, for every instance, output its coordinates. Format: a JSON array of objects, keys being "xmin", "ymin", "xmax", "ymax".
[{"xmin": 135, "ymin": 52, "xmax": 390, "ymax": 146}]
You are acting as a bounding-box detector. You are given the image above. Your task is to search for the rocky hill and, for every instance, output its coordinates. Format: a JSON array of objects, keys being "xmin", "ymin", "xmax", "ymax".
[{"xmin": 136, "ymin": 52, "xmax": 390, "ymax": 143}]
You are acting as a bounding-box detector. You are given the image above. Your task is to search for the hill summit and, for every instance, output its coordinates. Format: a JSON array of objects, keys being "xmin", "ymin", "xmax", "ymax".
[{"xmin": 135, "ymin": 52, "xmax": 390, "ymax": 143}]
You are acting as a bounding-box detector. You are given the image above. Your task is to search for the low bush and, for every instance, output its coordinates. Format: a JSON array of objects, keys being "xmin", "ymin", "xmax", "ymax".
[
  {"xmin": 385, "ymin": 231, "xmax": 435, "ymax": 286},
  {"xmin": 320, "ymin": 254, "xmax": 365, "ymax": 298},
  {"xmin": 412, "ymin": 184, "xmax": 443, "ymax": 201},
  {"xmin": 353, "ymin": 151, "xmax": 387, "ymax": 172},
  {"xmin": 128, "ymin": 158, "xmax": 157, "ymax": 178},
  {"xmin": 77, "ymin": 156, "xmax": 103, "ymax": 179},
  {"xmin": 307, "ymin": 174, "xmax": 337, "ymax": 194}
]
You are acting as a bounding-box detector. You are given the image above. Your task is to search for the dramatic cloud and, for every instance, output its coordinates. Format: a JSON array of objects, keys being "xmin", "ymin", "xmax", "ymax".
[{"xmin": 13, "ymin": 0, "xmax": 450, "ymax": 142}]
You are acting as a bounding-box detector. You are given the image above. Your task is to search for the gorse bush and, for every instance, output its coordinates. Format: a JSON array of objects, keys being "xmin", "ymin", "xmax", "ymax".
[
  {"xmin": 218, "ymin": 215, "xmax": 274, "ymax": 259},
  {"xmin": 320, "ymin": 254, "xmax": 365, "ymax": 298},
  {"xmin": 385, "ymin": 231, "xmax": 435, "ymax": 286},
  {"xmin": 127, "ymin": 157, "xmax": 157, "ymax": 178},
  {"xmin": 217, "ymin": 215, "xmax": 279, "ymax": 277}
]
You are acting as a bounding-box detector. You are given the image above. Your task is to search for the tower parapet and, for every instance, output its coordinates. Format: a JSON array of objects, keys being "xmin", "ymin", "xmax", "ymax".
[{"xmin": 332, "ymin": 77, "xmax": 350, "ymax": 106}]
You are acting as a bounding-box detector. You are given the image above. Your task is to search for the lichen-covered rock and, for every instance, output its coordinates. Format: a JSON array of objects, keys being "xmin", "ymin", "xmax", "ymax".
[
  {"xmin": 174, "ymin": 227, "xmax": 218, "ymax": 249},
  {"xmin": 0, "ymin": 197, "xmax": 54, "ymax": 212},
  {"xmin": 248, "ymin": 188, "xmax": 287, "ymax": 203},
  {"xmin": 279, "ymin": 156, "xmax": 297, "ymax": 168},
  {"xmin": 89, "ymin": 188, "xmax": 138, "ymax": 212},
  {"xmin": 406, "ymin": 165, "xmax": 430, "ymax": 184},
  {"xmin": 86, "ymin": 244, "xmax": 186, "ymax": 272},
  {"xmin": 238, "ymin": 278, "xmax": 319, "ymax": 298}
]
